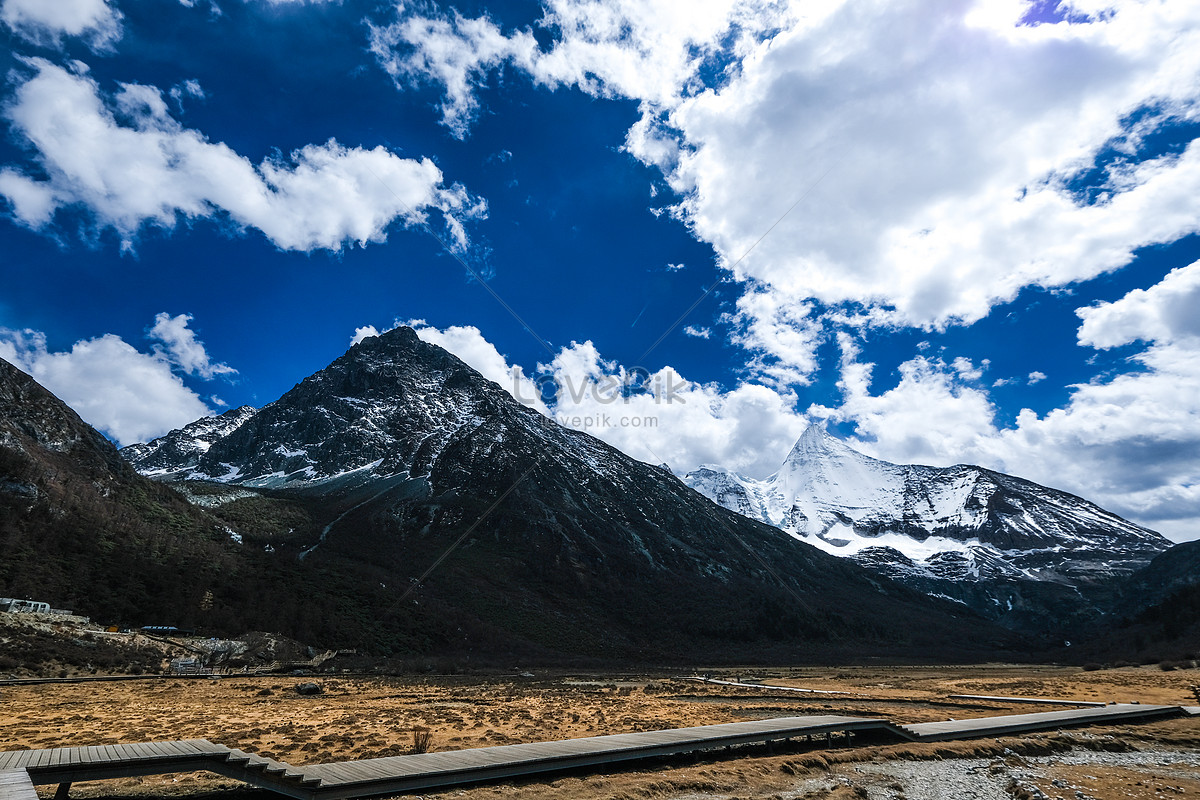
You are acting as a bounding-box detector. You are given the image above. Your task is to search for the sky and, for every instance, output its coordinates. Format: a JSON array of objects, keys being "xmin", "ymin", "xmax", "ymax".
[{"xmin": 0, "ymin": 0, "xmax": 1198, "ymax": 542}]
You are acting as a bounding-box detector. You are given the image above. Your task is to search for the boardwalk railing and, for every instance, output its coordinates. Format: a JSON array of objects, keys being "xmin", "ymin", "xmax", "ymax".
[{"xmin": 2, "ymin": 704, "xmax": 1196, "ymax": 800}]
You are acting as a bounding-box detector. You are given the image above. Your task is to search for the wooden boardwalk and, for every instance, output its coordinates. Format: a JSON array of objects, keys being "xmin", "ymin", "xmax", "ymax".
[
  {"xmin": 901, "ymin": 703, "xmax": 1183, "ymax": 742},
  {"xmin": 0, "ymin": 771, "xmax": 37, "ymax": 800},
  {"xmin": 947, "ymin": 694, "xmax": 1106, "ymax": 707},
  {"xmin": 2, "ymin": 704, "xmax": 1194, "ymax": 800},
  {"xmin": 299, "ymin": 715, "xmax": 895, "ymax": 797}
]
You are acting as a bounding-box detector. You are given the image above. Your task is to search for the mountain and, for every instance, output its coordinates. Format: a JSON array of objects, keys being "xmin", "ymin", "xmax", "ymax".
[
  {"xmin": 121, "ymin": 327, "xmax": 1023, "ymax": 662},
  {"xmin": 1069, "ymin": 540, "xmax": 1200, "ymax": 664},
  {"xmin": 120, "ymin": 405, "xmax": 257, "ymax": 479},
  {"xmin": 683, "ymin": 426, "xmax": 1170, "ymax": 632},
  {"xmin": 0, "ymin": 358, "xmax": 247, "ymax": 628}
]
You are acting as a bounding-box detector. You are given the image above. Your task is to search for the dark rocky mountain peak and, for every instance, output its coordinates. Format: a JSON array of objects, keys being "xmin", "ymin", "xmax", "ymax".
[{"xmin": 116, "ymin": 331, "xmax": 1024, "ymax": 661}]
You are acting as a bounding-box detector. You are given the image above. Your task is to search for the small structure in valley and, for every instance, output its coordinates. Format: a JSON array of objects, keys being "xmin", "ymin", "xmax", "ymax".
[{"xmin": 0, "ymin": 597, "xmax": 56, "ymax": 614}]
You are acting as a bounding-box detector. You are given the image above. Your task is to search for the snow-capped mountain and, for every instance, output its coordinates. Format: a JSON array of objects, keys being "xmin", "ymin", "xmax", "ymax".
[
  {"xmin": 121, "ymin": 405, "xmax": 257, "ymax": 479},
  {"xmin": 683, "ymin": 426, "xmax": 1170, "ymax": 630},
  {"xmin": 117, "ymin": 328, "xmax": 1020, "ymax": 660},
  {"xmin": 122, "ymin": 330, "xmax": 627, "ymax": 490}
]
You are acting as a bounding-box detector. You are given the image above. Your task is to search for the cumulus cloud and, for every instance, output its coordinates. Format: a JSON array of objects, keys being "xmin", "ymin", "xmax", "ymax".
[
  {"xmin": 357, "ymin": 321, "xmax": 809, "ymax": 478},
  {"xmin": 0, "ymin": 327, "xmax": 215, "ymax": 447},
  {"xmin": 1077, "ymin": 261, "xmax": 1200, "ymax": 348},
  {"xmin": 148, "ymin": 313, "xmax": 236, "ymax": 379},
  {"xmin": 369, "ymin": 0, "xmax": 781, "ymax": 138},
  {"xmin": 382, "ymin": 0, "xmax": 1200, "ymax": 377},
  {"xmin": 634, "ymin": 1, "xmax": 1200, "ymax": 334},
  {"xmin": 806, "ymin": 267, "xmax": 1200, "ymax": 542},
  {"xmin": 350, "ymin": 321, "xmax": 549, "ymax": 414},
  {"xmin": 541, "ymin": 339, "xmax": 810, "ymax": 477},
  {"xmin": 1, "ymin": 0, "xmax": 122, "ymax": 50},
  {"xmin": 725, "ymin": 287, "xmax": 821, "ymax": 387},
  {"xmin": 406, "ymin": 321, "xmax": 550, "ymax": 415},
  {"xmin": 349, "ymin": 325, "xmax": 381, "ymax": 346},
  {"xmin": 810, "ymin": 336, "xmax": 1000, "ymax": 468},
  {"xmin": 0, "ymin": 59, "xmax": 484, "ymax": 252}
]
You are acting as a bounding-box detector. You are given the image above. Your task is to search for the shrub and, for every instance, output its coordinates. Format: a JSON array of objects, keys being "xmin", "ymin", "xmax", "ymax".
[{"xmin": 410, "ymin": 727, "xmax": 433, "ymax": 754}]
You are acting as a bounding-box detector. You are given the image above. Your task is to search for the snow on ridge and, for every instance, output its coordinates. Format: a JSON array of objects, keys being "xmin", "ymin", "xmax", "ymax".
[
  {"xmin": 684, "ymin": 426, "xmax": 1168, "ymax": 585},
  {"xmin": 792, "ymin": 523, "xmax": 980, "ymax": 562}
]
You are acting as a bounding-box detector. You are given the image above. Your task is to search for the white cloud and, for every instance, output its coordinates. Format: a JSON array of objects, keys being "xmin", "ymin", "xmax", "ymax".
[
  {"xmin": 349, "ymin": 325, "xmax": 381, "ymax": 346},
  {"xmin": 148, "ymin": 313, "xmax": 236, "ymax": 380},
  {"xmin": 541, "ymin": 339, "xmax": 809, "ymax": 478},
  {"xmin": 1, "ymin": 0, "xmax": 122, "ymax": 50},
  {"xmin": 383, "ymin": 0, "xmax": 1200, "ymax": 383},
  {"xmin": 407, "ymin": 321, "xmax": 550, "ymax": 415},
  {"xmin": 1027, "ymin": 371, "xmax": 1047, "ymax": 385},
  {"xmin": 0, "ymin": 59, "xmax": 484, "ymax": 252},
  {"xmin": 725, "ymin": 287, "xmax": 821, "ymax": 387},
  {"xmin": 369, "ymin": 0, "xmax": 783, "ymax": 138},
  {"xmin": 682, "ymin": 325, "xmax": 710, "ymax": 339},
  {"xmin": 631, "ymin": 1, "xmax": 1200, "ymax": 333},
  {"xmin": 811, "ymin": 336, "xmax": 1000, "ymax": 468},
  {"xmin": 1077, "ymin": 261, "xmax": 1200, "ymax": 348},
  {"xmin": 0, "ymin": 327, "xmax": 215, "ymax": 447},
  {"xmin": 352, "ymin": 321, "xmax": 550, "ymax": 414},
  {"xmin": 805, "ymin": 270, "xmax": 1200, "ymax": 541}
]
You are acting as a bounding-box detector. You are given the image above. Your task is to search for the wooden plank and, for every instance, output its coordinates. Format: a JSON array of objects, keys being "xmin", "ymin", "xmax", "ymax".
[
  {"xmin": 121, "ymin": 744, "xmax": 149, "ymax": 760},
  {"xmin": 0, "ymin": 753, "xmax": 24, "ymax": 771},
  {"xmin": 144, "ymin": 742, "xmax": 179, "ymax": 759},
  {"xmin": 948, "ymin": 694, "xmax": 1106, "ymax": 707},
  {"xmin": 144, "ymin": 742, "xmax": 178, "ymax": 759},
  {"xmin": 303, "ymin": 763, "xmax": 360, "ymax": 784},
  {"xmin": 9, "ymin": 754, "xmax": 30, "ymax": 772},
  {"xmin": 903, "ymin": 704, "xmax": 1180, "ymax": 742},
  {"xmin": 0, "ymin": 769, "xmax": 38, "ymax": 800}
]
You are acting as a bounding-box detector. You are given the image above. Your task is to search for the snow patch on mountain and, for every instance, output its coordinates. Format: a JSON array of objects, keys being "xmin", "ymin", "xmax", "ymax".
[
  {"xmin": 121, "ymin": 405, "xmax": 257, "ymax": 478},
  {"xmin": 683, "ymin": 425, "xmax": 1169, "ymax": 588}
]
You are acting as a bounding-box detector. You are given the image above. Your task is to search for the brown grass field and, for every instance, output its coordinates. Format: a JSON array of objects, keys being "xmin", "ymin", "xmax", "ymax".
[{"xmin": 2, "ymin": 665, "xmax": 1199, "ymax": 800}]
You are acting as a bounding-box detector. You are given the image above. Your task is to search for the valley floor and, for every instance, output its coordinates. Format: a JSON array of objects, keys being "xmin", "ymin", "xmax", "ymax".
[{"xmin": 2, "ymin": 665, "xmax": 1198, "ymax": 800}]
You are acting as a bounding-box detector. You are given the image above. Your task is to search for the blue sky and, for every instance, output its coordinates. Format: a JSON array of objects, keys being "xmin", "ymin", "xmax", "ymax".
[{"xmin": 1, "ymin": 0, "xmax": 1198, "ymax": 541}]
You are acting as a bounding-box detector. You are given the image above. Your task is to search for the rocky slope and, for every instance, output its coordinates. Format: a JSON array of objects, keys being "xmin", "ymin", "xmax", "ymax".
[
  {"xmin": 683, "ymin": 427, "xmax": 1170, "ymax": 632},
  {"xmin": 120, "ymin": 328, "xmax": 1023, "ymax": 662},
  {"xmin": 120, "ymin": 405, "xmax": 257, "ymax": 479},
  {"xmin": 0, "ymin": 358, "xmax": 247, "ymax": 628}
]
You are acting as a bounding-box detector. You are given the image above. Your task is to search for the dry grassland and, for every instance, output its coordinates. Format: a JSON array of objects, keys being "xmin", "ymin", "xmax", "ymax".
[{"xmin": 2, "ymin": 664, "xmax": 1198, "ymax": 800}]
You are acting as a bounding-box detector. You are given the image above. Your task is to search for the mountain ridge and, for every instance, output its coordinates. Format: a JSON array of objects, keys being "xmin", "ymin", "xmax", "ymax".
[
  {"xmin": 682, "ymin": 426, "xmax": 1169, "ymax": 631},
  {"xmin": 117, "ymin": 327, "xmax": 1024, "ymax": 661}
]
